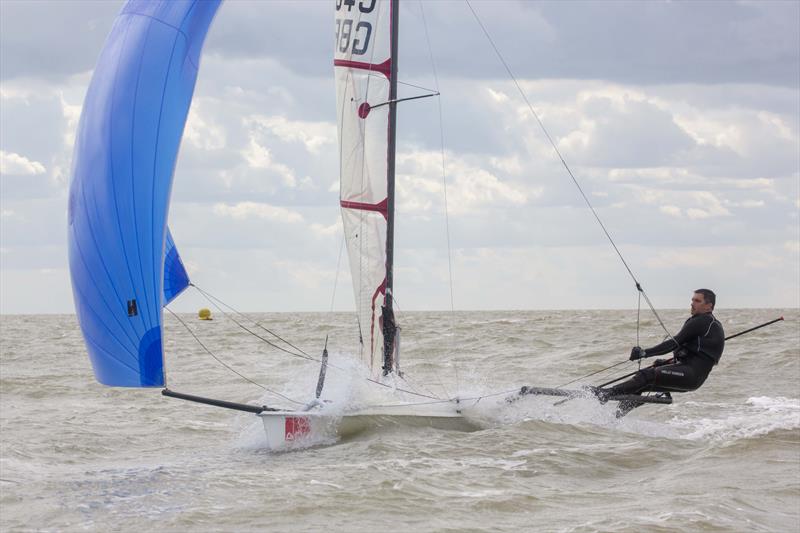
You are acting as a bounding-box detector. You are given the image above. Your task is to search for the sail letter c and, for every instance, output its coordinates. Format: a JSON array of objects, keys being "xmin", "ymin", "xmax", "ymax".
[{"xmin": 352, "ymin": 22, "xmax": 372, "ymax": 55}]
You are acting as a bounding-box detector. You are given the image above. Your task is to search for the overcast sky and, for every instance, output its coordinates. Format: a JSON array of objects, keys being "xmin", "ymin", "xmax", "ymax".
[{"xmin": 1, "ymin": 0, "xmax": 798, "ymax": 314}]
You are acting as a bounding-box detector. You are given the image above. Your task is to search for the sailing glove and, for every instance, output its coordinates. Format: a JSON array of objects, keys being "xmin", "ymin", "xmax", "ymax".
[{"xmin": 629, "ymin": 346, "xmax": 647, "ymax": 360}]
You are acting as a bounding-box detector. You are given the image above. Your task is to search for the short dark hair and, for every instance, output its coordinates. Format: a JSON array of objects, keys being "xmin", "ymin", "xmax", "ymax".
[{"xmin": 694, "ymin": 288, "xmax": 716, "ymax": 309}]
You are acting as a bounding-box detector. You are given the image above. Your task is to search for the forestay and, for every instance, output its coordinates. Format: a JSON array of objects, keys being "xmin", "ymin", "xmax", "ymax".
[{"xmin": 335, "ymin": 0, "xmax": 398, "ymax": 375}]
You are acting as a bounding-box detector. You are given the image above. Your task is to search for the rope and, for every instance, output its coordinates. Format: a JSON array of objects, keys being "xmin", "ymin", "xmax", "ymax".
[
  {"xmin": 555, "ymin": 360, "xmax": 630, "ymax": 389},
  {"xmin": 329, "ymin": 233, "xmax": 346, "ymax": 313},
  {"xmin": 192, "ymin": 284, "xmax": 312, "ymax": 360},
  {"xmin": 417, "ymin": 0, "xmax": 459, "ymax": 401},
  {"xmin": 396, "ymin": 79, "xmax": 438, "ymax": 93},
  {"xmin": 637, "ymin": 291, "xmax": 642, "ymax": 347},
  {"xmin": 464, "ymin": 0, "xmax": 676, "ymax": 344},
  {"xmin": 191, "ymin": 285, "xmax": 445, "ymax": 402},
  {"xmin": 365, "ymin": 386, "xmax": 523, "ymax": 409},
  {"xmin": 164, "ymin": 307, "xmax": 305, "ymax": 406}
]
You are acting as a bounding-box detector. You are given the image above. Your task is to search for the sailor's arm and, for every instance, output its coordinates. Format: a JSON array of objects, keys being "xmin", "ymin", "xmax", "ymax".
[{"xmin": 633, "ymin": 315, "xmax": 709, "ymax": 359}]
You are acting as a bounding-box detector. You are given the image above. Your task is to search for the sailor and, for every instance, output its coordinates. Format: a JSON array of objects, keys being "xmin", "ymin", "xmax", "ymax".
[{"xmin": 601, "ymin": 289, "xmax": 724, "ymax": 398}]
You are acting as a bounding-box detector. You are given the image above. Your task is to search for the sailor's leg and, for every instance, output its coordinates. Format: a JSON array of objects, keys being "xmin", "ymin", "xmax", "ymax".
[
  {"xmin": 608, "ymin": 367, "xmax": 657, "ymax": 395},
  {"xmin": 650, "ymin": 362, "xmax": 705, "ymax": 393}
]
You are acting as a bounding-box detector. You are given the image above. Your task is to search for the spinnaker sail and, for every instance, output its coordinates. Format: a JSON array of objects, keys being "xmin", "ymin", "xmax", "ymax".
[
  {"xmin": 163, "ymin": 228, "xmax": 190, "ymax": 306},
  {"xmin": 68, "ymin": 0, "xmax": 220, "ymax": 387},
  {"xmin": 335, "ymin": 0, "xmax": 399, "ymax": 376}
]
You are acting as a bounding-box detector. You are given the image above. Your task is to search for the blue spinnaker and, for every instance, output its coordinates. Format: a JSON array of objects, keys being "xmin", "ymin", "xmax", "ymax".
[
  {"xmin": 68, "ymin": 0, "xmax": 221, "ymax": 387},
  {"xmin": 163, "ymin": 227, "xmax": 190, "ymax": 306}
]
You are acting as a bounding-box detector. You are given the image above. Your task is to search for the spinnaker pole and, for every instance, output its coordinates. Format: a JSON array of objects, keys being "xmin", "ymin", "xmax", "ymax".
[{"xmin": 382, "ymin": 0, "xmax": 400, "ymax": 375}]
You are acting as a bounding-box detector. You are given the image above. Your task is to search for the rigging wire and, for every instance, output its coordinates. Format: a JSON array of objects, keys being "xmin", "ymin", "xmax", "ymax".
[
  {"xmin": 164, "ymin": 307, "xmax": 305, "ymax": 406},
  {"xmin": 463, "ymin": 0, "xmax": 675, "ymax": 344},
  {"xmin": 358, "ymin": 386, "xmax": 525, "ymax": 409},
  {"xmin": 637, "ymin": 291, "xmax": 642, "ymax": 347},
  {"xmin": 397, "ymin": 79, "xmax": 439, "ymax": 94},
  {"xmin": 555, "ymin": 360, "xmax": 631, "ymax": 389},
  {"xmin": 190, "ymin": 285, "xmax": 445, "ymax": 402},
  {"xmin": 375, "ymin": 294, "xmax": 446, "ymax": 400},
  {"xmin": 419, "ymin": 2, "xmax": 456, "ymax": 319},
  {"xmin": 191, "ymin": 284, "xmax": 312, "ymax": 360},
  {"xmin": 419, "ymin": 0, "xmax": 458, "ymax": 401},
  {"xmin": 329, "ymin": 233, "xmax": 346, "ymax": 313}
]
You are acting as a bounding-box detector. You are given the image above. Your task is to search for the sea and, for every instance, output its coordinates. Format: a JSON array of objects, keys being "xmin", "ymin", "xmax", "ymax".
[{"xmin": 1, "ymin": 308, "xmax": 798, "ymax": 532}]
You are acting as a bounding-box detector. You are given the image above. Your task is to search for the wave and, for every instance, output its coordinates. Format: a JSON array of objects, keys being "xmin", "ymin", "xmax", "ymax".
[{"xmin": 670, "ymin": 396, "xmax": 800, "ymax": 442}]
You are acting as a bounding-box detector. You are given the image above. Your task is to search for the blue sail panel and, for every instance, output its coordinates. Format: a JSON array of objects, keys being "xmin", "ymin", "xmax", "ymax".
[
  {"xmin": 163, "ymin": 228, "xmax": 190, "ymax": 305},
  {"xmin": 67, "ymin": 0, "xmax": 220, "ymax": 387}
]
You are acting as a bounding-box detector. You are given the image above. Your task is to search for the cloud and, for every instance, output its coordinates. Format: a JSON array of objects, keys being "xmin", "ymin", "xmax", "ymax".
[
  {"xmin": 396, "ymin": 150, "xmax": 531, "ymax": 216},
  {"xmin": 310, "ymin": 219, "xmax": 342, "ymax": 238},
  {"xmin": 0, "ymin": 0, "xmax": 121, "ymax": 81},
  {"xmin": 273, "ymin": 259, "xmax": 335, "ymax": 289},
  {"xmin": 184, "ymin": 101, "xmax": 227, "ymax": 151},
  {"xmin": 245, "ymin": 115, "xmax": 335, "ymax": 155},
  {"xmin": 213, "ymin": 202, "xmax": 303, "ymax": 224},
  {"xmin": 727, "ymin": 199, "xmax": 765, "ymax": 208},
  {"xmin": 660, "ymin": 205, "xmax": 682, "ymax": 218},
  {"xmin": 644, "ymin": 190, "xmax": 731, "ymax": 220},
  {"xmin": 0, "ymin": 150, "xmax": 45, "ymax": 175},
  {"xmin": 1, "ymin": 1, "xmax": 798, "ymax": 312},
  {"xmin": 686, "ymin": 191, "xmax": 732, "ymax": 219},
  {"xmin": 59, "ymin": 91, "xmax": 81, "ymax": 148},
  {"xmin": 240, "ymin": 137, "xmax": 297, "ymax": 187}
]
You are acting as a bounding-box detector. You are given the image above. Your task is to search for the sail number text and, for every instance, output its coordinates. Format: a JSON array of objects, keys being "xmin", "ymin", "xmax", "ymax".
[{"xmin": 335, "ymin": 0, "xmax": 376, "ymax": 56}]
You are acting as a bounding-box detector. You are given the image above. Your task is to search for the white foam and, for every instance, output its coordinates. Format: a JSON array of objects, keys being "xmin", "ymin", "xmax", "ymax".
[
  {"xmin": 670, "ymin": 396, "xmax": 800, "ymax": 442},
  {"xmin": 234, "ymin": 351, "xmax": 800, "ymax": 450}
]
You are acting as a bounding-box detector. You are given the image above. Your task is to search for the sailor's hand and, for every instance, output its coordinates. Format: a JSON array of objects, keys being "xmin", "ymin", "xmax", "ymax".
[
  {"xmin": 652, "ymin": 358, "xmax": 671, "ymax": 367},
  {"xmin": 629, "ymin": 346, "xmax": 646, "ymax": 360}
]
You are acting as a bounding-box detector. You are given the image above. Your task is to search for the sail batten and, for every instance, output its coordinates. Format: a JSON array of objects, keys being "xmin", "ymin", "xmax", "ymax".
[{"xmin": 333, "ymin": 58, "xmax": 392, "ymax": 77}]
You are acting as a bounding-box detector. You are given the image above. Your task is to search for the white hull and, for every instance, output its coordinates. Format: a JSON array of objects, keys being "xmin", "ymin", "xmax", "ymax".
[{"xmin": 259, "ymin": 404, "xmax": 480, "ymax": 450}]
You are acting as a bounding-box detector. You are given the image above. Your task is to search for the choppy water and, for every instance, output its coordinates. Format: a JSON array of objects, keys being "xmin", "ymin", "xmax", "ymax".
[{"xmin": 1, "ymin": 309, "xmax": 798, "ymax": 532}]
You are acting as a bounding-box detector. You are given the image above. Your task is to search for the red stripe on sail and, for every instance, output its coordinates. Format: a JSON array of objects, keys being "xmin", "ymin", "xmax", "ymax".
[
  {"xmin": 340, "ymin": 198, "xmax": 388, "ymax": 220},
  {"xmin": 334, "ymin": 58, "xmax": 391, "ymax": 79}
]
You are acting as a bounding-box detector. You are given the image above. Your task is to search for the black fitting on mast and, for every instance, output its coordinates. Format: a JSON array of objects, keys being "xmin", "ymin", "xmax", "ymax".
[{"xmin": 381, "ymin": 302, "xmax": 397, "ymax": 376}]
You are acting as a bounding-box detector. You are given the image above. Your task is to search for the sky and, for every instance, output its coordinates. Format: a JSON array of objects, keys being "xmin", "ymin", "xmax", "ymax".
[{"xmin": 1, "ymin": 0, "xmax": 798, "ymax": 314}]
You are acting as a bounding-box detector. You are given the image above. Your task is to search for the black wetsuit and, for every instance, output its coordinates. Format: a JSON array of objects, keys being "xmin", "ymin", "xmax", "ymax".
[{"xmin": 611, "ymin": 312, "xmax": 724, "ymax": 395}]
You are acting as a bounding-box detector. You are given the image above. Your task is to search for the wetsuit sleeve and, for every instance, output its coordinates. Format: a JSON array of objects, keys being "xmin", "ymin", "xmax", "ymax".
[{"xmin": 644, "ymin": 315, "xmax": 710, "ymax": 357}]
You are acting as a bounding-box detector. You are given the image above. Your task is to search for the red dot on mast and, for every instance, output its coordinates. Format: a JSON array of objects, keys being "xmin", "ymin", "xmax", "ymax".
[{"xmin": 357, "ymin": 102, "xmax": 371, "ymax": 119}]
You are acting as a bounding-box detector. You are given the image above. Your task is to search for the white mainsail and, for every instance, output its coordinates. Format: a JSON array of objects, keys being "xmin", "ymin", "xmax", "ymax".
[{"xmin": 335, "ymin": 0, "xmax": 398, "ymax": 375}]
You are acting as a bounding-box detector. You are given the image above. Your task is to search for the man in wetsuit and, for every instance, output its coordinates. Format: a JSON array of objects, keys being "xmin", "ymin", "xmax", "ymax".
[{"xmin": 602, "ymin": 289, "xmax": 724, "ymax": 398}]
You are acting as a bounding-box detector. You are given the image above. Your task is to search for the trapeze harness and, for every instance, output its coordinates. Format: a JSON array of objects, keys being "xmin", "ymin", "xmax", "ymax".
[{"xmin": 611, "ymin": 312, "xmax": 725, "ymax": 395}]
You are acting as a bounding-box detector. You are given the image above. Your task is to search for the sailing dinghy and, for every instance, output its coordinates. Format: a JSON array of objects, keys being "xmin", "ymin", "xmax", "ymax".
[
  {"xmin": 257, "ymin": 0, "xmax": 484, "ymax": 445},
  {"xmin": 75, "ymin": 0, "xmax": 771, "ymax": 448},
  {"xmin": 68, "ymin": 0, "xmax": 478, "ymax": 450}
]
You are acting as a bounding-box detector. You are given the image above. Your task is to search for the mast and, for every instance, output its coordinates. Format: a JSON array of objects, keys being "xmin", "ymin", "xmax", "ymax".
[{"xmin": 382, "ymin": 0, "xmax": 400, "ymax": 375}]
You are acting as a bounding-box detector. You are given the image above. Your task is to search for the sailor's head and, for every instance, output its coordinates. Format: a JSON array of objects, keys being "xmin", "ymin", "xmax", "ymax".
[{"xmin": 691, "ymin": 289, "xmax": 715, "ymax": 315}]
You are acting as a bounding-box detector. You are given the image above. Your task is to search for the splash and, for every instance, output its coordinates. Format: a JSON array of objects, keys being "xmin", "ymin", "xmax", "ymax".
[{"xmin": 671, "ymin": 396, "xmax": 800, "ymax": 442}]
